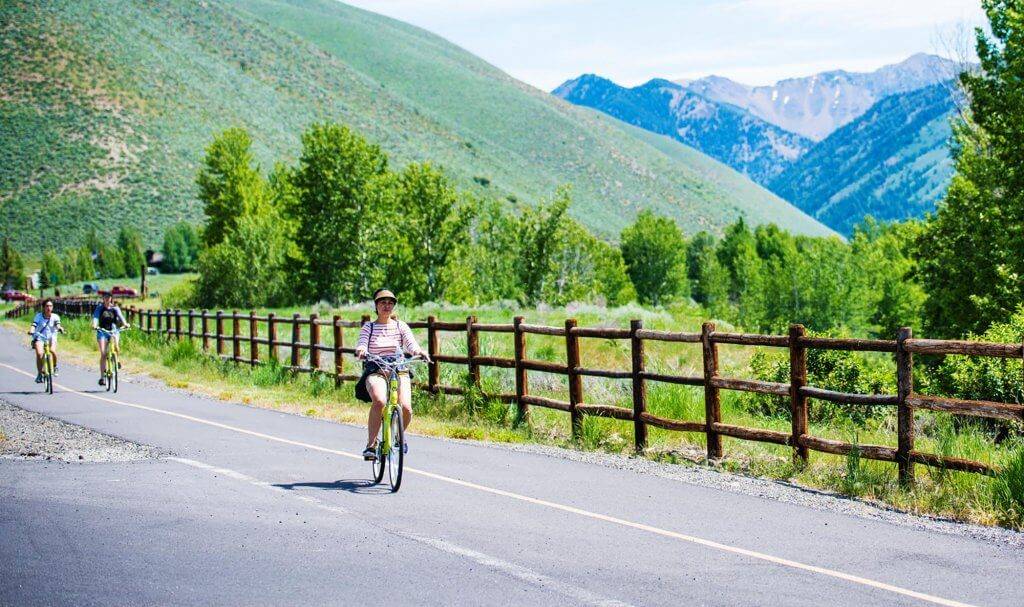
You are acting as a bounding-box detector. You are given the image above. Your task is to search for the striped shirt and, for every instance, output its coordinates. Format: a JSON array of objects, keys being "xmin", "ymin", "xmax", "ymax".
[{"xmin": 357, "ymin": 320, "xmax": 422, "ymax": 356}]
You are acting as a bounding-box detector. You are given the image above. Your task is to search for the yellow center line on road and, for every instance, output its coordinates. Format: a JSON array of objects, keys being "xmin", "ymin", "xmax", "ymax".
[{"xmin": 0, "ymin": 362, "xmax": 979, "ymax": 607}]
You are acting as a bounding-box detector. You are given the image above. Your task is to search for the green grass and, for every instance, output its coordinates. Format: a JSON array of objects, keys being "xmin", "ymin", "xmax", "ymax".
[
  {"xmin": 10, "ymin": 296, "xmax": 1021, "ymax": 528},
  {"xmin": 0, "ymin": 0, "xmax": 830, "ymax": 252}
]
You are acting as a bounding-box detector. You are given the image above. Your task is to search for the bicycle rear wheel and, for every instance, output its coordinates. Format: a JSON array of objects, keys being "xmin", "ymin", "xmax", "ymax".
[
  {"xmin": 387, "ymin": 408, "xmax": 404, "ymax": 492},
  {"xmin": 371, "ymin": 415, "xmax": 386, "ymax": 484}
]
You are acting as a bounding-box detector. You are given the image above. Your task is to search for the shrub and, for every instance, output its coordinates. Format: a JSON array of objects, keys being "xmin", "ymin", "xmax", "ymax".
[
  {"xmin": 929, "ymin": 306, "xmax": 1024, "ymax": 407},
  {"xmin": 744, "ymin": 338, "xmax": 893, "ymax": 425}
]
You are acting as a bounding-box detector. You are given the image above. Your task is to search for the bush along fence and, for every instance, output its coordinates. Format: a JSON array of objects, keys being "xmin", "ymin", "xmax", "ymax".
[{"xmin": 9, "ymin": 300, "xmax": 1024, "ymax": 486}]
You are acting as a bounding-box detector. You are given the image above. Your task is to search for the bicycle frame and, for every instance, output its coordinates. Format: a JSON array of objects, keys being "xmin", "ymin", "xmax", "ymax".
[{"xmin": 363, "ymin": 352, "xmax": 424, "ymax": 459}]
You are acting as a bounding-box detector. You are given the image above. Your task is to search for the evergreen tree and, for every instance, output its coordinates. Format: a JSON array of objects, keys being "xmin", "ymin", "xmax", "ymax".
[
  {"xmin": 117, "ymin": 227, "xmax": 145, "ymax": 278},
  {"xmin": 39, "ymin": 250, "xmax": 62, "ymax": 289},
  {"xmin": 0, "ymin": 237, "xmax": 25, "ymax": 290}
]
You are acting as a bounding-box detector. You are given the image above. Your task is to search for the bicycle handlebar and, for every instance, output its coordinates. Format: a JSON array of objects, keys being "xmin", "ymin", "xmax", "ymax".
[
  {"xmin": 362, "ymin": 352, "xmax": 427, "ymax": 378},
  {"xmin": 96, "ymin": 326, "xmax": 130, "ymax": 336}
]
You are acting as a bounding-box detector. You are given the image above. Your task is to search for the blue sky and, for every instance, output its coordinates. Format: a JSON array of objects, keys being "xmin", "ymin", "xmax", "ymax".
[{"xmin": 343, "ymin": 0, "xmax": 986, "ymax": 90}]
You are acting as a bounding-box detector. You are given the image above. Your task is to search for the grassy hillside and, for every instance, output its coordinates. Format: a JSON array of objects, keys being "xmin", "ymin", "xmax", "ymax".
[
  {"xmin": 0, "ymin": 0, "xmax": 830, "ymax": 252},
  {"xmin": 769, "ymin": 84, "xmax": 957, "ymax": 235}
]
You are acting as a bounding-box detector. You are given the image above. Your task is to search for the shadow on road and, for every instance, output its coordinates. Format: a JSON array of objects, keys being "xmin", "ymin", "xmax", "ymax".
[
  {"xmin": 0, "ymin": 390, "xmax": 47, "ymax": 395},
  {"xmin": 273, "ymin": 479, "xmax": 391, "ymax": 495}
]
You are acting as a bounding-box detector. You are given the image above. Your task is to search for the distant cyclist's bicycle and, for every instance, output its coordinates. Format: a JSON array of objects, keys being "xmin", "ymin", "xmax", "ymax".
[
  {"xmin": 97, "ymin": 327, "xmax": 128, "ymax": 393},
  {"xmin": 362, "ymin": 352, "xmax": 426, "ymax": 492},
  {"xmin": 35, "ymin": 338, "xmax": 56, "ymax": 395}
]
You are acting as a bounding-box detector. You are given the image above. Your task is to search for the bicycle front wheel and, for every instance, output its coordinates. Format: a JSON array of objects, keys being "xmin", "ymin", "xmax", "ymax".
[
  {"xmin": 45, "ymin": 351, "xmax": 53, "ymax": 395},
  {"xmin": 371, "ymin": 416, "xmax": 386, "ymax": 485},
  {"xmin": 387, "ymin": 408, "xmax": 404, "ymax": 492},
  {"xmin": 111, "ymin": 353, "xmax": 119, "ymax": 393}
]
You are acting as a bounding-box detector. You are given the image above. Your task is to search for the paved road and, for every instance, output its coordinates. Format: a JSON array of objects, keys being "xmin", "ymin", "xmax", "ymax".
[{"xmin": 1, "ymin": 327, "xmax": 1021, "ymax": 607}]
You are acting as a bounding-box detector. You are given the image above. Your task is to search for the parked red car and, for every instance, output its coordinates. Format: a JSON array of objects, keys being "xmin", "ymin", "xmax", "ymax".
[
  {"xmin": 110, "ymin": 285, "xmax": 139, "ymax": 297},
  {"xmin": 1, "ymin": 290, "xmax": 33, "ymax": 302}
]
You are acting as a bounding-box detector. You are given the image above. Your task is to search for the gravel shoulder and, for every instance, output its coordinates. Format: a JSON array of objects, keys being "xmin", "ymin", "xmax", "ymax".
[{"xmin": 0, "ymin": 399, "xmax": 161, "ymax": 462}]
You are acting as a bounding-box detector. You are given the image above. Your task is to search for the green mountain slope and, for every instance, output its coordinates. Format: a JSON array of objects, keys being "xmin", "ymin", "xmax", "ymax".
[
  {"xmin": 769, "ymin": 84, "xmax": 957, "ymax": 235},
  {"xmin": 0, "ymin": 0, "xmax": 831, "ymax": 251}
]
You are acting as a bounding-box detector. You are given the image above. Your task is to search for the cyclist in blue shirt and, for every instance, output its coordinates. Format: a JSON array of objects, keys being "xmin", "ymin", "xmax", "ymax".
[
  {"xmin": 92, "ymin": 291, "xmax": 129, "ymax": 386},
  {"xmin": 28, "ymin": 298, "xmax": 63, "ymax": 383}
]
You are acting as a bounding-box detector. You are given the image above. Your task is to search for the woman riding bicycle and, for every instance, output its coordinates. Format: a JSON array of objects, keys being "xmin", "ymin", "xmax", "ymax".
[
  {"xmin": 92, "ymin": 291, "xmax": 129, "ymax": 386},
  {"xmin": 28, "ymin": 298, "xmax": 63, "ymax": 383},
  {"xmin": 354, "ymin": 289, "xmax": 429, "ymax": 461}
]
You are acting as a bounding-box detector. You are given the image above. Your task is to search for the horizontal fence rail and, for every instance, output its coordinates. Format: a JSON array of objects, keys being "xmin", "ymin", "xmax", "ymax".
[{"xmin": 11, "ymin": 299, "xmax": 1024, "ymax": 485}]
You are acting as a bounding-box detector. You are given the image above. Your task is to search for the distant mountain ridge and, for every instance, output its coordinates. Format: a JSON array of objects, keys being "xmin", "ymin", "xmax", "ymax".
[
  {"xmin": 555, "ymin": 54, "xmax": 963, "ymax": 234},
  {"xmin": 681, "ymin": 54, "xmax": 960, "ymax": 140},
  {"xmin": 769, "ymin": 83, "xmax": 958, "ymax": 235},
  {"xmin": 553, "ymin": 75, "xmax": 813, "ymax": 184}
]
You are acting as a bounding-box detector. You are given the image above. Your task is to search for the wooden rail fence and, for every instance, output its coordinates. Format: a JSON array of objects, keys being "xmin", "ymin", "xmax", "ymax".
[{"xmin": 8, "ymin": 300, "xmax": 1024, "ymax": 485}]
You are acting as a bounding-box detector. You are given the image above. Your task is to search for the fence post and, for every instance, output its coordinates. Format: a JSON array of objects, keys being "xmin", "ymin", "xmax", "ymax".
[
  {"xmin": 466, "ymin": 315, "xmax": 480, "ymax": 389},
  {"xmin": 309, "ymin": 313, "xmax": 320, "ymax": 372},
  {"xmin": 333, "ymin": 315, "xmax": 343, "ymax": 387},
  {"xmin": 631, "ymin": 319, "xmax": 647, "ymax": 452},
  {"xmin": 249, "ymin": 311, "xmax": 258, "ymax": 365},
  {"xmin": 166, "ymin": 309, "xmax": 173, "ymax": 339},
  {"xmin": 897, "ymin": 327, "xmax": 915, "ymax": 487},
  {"xmin": 513, "ymin": 316, "xmax": 528, "ymax": 424},
  {"xmin": 174, "ymin": 309, "xmax": 182, "ymax": 340},
  {"xmin": 427, "ymin": 315, "xmax": 439, "ymax": 393},
  {"xmin": 215, "ymin": 311, "xmax": 224, "ymax": 356},
  {"xmin": 231, "ymin": 310, "xmax": 240, "ymax": 362},
  {"xmin": 156, "ymin": 308, "xmax": 163, "ymax": 336},
  {"xmin": 789, "ymin": 324, "xmax": 809, "ymax": 463},
  {"xmin": 201, "ymin": 310, "xmax": 209, "ymax": 351},
  {"xmin": 702, "ymin": 321, "xmax": 723, "ymax": 460},
  {"xmin": 188, "ymin": 309, "xmax": 195, "ymax": 341},
  {"xmin": 290, "ymin": 313, "xmax": 300, "ymax": 369},
  {"xmin": 565, "ymin": 318, "xmax": 583, "ymax": 440},
  {"xmin": 267, "ymin": 313, "xmax": 277, "ymax": 362},
  {"xmin": 146, "ymin": 309, "xmax": 153, "ymax": 333}
]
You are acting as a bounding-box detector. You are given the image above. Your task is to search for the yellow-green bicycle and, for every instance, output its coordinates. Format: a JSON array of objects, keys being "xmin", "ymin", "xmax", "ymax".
[
  {"xmin": 362, "ymin": 352, "xmax": 426, "ymax": 492},
  {"xmin": 36, "ymin": 338, "xmax": 56, "ymax": 395},
  {"xmin": 97, "ymin": 327, "xmax": 128, "ymax": 393}
]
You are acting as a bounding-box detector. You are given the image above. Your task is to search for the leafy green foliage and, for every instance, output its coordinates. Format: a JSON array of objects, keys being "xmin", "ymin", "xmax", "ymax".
[
  {"xmin": 287, "ymin": 123, "xmax": 389, "ymax": 304},
  {"xmin": 620, "ymin": 210, "xmax": 687, "ymax": 306},
  {"xmin": 387, "ymin": 163, "xmax": 474, "ymax": 304},
  {"xmin": 929, "ymin": 306, "xmax": 1024, "ymax": 405},
  {"xmin": 162, "ymin": 222, "xmax": 200, "ymax": 273},
  {"xmin": 918, "ymin": 1, "xmax": 1024, "ymax": 337},
  {"xmin": 744, "ymin": 342, "xmax": 894, "ymax": 425}
]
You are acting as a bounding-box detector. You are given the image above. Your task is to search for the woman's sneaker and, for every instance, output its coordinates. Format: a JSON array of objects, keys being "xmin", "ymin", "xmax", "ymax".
[
  {"xmin": 362, "ymin": 447, "xmax": 377, "ymax": 461},
  {"xmin": 98, "ymin": 377, "xmax": 106, "ymax": 387},
  {"xmin": 35, "ymin": 373, "xmax": 43, "ymax": 383}
]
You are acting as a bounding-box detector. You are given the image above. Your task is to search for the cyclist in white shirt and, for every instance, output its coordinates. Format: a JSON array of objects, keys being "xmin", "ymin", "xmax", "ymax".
[{"xmin": 28, "ymin": 298, "xmax": 63, "ymax": 383}]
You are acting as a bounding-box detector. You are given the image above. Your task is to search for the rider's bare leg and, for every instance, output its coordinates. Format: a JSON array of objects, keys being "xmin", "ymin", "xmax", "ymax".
[
  {"xmin": 33, "ymin": 340, "xmax": 44, "ymax": 374},
  {"xmin": 366, "ymin": 374, "xmax": 388, "ymax": 447},
  {"xmin": 98, "ymin": 337, "xmax": 109, "ymax": 377}
]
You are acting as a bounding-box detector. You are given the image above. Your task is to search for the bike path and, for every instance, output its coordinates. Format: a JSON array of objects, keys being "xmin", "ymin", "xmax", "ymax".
[{"xmin": 0, "ymin": 327, "xmax": 1021, "ymax": 606}]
